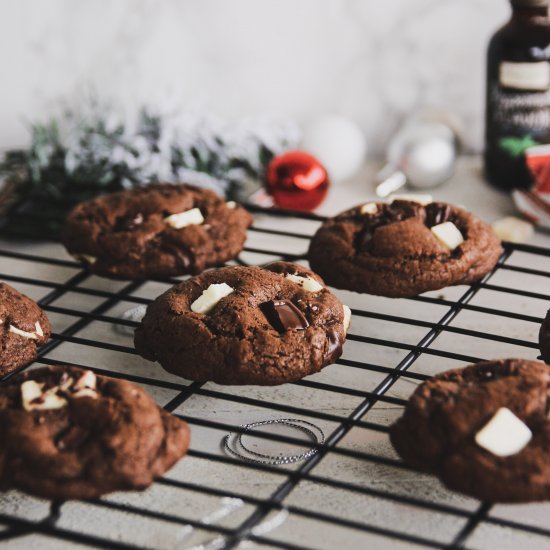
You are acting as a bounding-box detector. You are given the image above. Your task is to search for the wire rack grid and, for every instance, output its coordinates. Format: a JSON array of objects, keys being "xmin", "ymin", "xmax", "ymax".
[{"xmin": 0, "ymin": 203, "xmax": 549, "ymax": 550}]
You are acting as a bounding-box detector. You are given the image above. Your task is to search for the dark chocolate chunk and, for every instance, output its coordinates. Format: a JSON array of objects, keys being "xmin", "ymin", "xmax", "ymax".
[
  {"xmin": 354, "ymin": 202, "xmax": 418, "ymax": 252},
  {"xmin": 114, "ymin": 212, "xmax": 144, "ymax": 232},
  {"xmin": 262, "ymin": 299, "xmax": 309, "ymax": 333},
  {"xmin": 324, "ymin": 329, "xmax": 343, "ymax": 363},
  {"xmin": 425, "ymin": 203, "xmax": 452, "ymax": 227},
  {"xmin": 165, "ymin": 245, "xmax": 191, "ymax": 270},
  {"xmin": 383, "ymin": 206, "xmax": 405, "ymax": 224}
]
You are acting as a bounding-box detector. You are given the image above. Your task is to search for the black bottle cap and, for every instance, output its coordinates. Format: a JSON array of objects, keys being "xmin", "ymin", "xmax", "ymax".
[{"xmin": 511, "ymin": 0, "xmax": 549, "ymax": 7}]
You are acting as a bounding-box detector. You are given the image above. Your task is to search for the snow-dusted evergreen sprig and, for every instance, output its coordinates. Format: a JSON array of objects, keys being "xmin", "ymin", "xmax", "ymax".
[{"xmin": 0, "ymin": 100, "xmax": 300, "ymax": 222}]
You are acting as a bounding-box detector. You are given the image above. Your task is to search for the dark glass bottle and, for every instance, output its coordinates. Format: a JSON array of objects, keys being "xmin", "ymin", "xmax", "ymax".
[{"xmin": 485, "ymin": 0, "xmax": 550, "ymax": 191}]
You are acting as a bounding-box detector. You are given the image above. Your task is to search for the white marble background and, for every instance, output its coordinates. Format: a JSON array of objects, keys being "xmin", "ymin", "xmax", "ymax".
[{"xmin": 0, "ymin": 0, "xmax": 510, "ymax": 156}]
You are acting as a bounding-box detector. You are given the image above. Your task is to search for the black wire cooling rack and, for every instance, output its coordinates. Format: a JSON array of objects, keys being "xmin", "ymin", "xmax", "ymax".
[{"xmin": 0, "ymin": 203, "xmax": 549, "ymax": 549}]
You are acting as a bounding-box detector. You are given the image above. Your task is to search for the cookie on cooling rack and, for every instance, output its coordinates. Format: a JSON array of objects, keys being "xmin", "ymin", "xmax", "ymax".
[
  {"xmin": 62, "ymin": 183, "xmax": 252, "ymax": 280},
  {"xmin": 0, "ymin": 282, "xmax": 50, "ymax": 377},
  {"xmin": 308, "ymin": 199, "xmax": 502, "ymax": 298},
  {"xmin": 0, "ymin": 366, "xmax": 189, "ymax": 500},
  {"xmin": 390, "ymin": 359, "xmax": 550, "ymax": 502},
  {"xmin": 134, "ymin": 261, "xmax": 351, "ymax": 385},
  {"xmin": 540, "ymin": 309, "xmax": 550, "ymax": 364}
]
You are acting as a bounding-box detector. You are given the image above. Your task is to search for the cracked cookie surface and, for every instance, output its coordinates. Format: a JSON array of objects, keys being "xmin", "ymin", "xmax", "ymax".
[
  {"xmin": 0, "ymin": 283, "xmax": 50, "ymax": 377},
  {"xmin": 134, "ymin": 262, "xmax": 350, "ymax": 385},
  {"xmin": 390, "ymin": 359, "xmax": 550, "ymax": 502},
  {"xmin": 0, "ymin": 366, "xmax": 189, "ymax": 500},
  {"xmin": 308, "ymin": 200, "xmax": 502, "ymax": 298},
  {"xmin": 62, "ymin": 183, "xmax": 252, "ymax": 280},
  {"xmin": 540, "ymin": 310, "xmax": 550, "ymax": 364}
]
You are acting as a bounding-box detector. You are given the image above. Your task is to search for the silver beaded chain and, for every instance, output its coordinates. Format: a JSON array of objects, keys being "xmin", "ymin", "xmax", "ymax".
[{"xmin": 223, "ymin": 418, "xmax": 325, "ymax": 466}]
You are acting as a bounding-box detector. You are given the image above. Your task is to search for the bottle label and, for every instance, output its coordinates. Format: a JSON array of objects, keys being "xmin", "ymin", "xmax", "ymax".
[
  {"xmin": 487, "ymin": 83, "xmax": 550, "ymax": 190},
  {"xmin": 499, "ymin": 61, "xmax": 550, "ymax": 91},
  {"xmin": 490, "ymin": 85, "xmax": 550, "ymax": 132}
]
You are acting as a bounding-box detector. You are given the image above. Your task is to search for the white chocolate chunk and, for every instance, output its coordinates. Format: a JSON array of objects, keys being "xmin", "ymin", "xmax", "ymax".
[
  {"xmin": 34, "ymin": 391, "xmax": 68, "ymax": 410},
  {"xmin": 74, "ymin": 370, "xmax": 97, "ymax": 391},
  {"xmin": 360, "ymin": 202, "xmax": 378, "ymax": 215},
  {"xmin": 343, "ymin": 305, "xmax": 352, "ymax": 334},
  {"xmin": 73, "ymin": 254, "xmax": 97, "ymax": 265},
  {"xmin": 492, "ymin": 216, "xmax": 534, "ymax": 244},
  {"xmin": 73, "ymin": 388, "xmax": 98, "ymax": 399},
  {"xmin": 21, "ymin": 381, "xmax": 68, "ymax": 411},
  {"xmin": 191, "ymin": 283, "xmax": 235, "ymax": 314},
  {"xmin": 226, "ymin": 201, "xmax": 237, "ymax": 209},
  {"xmin": 9, "ymin": 324, "xmax": 39, "ymax": 340},
  {"xmin": 285, "ymin": 274, "xmax": 323, "ymax": 292},
  {"xmin": 389, "ymin": 194, "xmax": 432, "ymax": 205},
  {"xmin": 431, "ymin": 221, "xmax": 464, "ymax": 250},
  {"xmin": 475, "ymin": 408, "xmax": 532, "ymax": 457},
  {"xmin": 9, "ymin": 322, "xmax": 44, "ymax": 341},
  {"xmin": 20, "ymin": 373, "xmax": 101, "ymax": 411},
  {"xmin": 21, "ymin": 381, "xmax": 44, "ymax": 410},
  {"xmin": 164, "ymin": 208, "xmax": 204, "ymax": 229}
]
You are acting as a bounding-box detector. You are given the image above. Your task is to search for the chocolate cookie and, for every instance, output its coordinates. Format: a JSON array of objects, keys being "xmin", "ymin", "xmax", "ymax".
[
  {"xmin": 308, "ymin": 200, "xmax": 502, "ymax": 298},
  {"xmin": 0, "ymin": 283, "xmax": 50, "ymax": 377},
  {"xmin": 540, "ymin": 309, "xmax": 550, "ymax": 364},
  {"xmin": 0, "ymin": 366, "xmax": 189, "ymax": 500},
  {"xmin": 62, "ymin": 183, "xmax": 252, "ymax": 279},
  {"xmin": 390, "ymin": 359, "xmax": 550, "ymax": 502},
  {"xmin": 134, "ymin": 262, "xmax": 351, "ymax": 385}
]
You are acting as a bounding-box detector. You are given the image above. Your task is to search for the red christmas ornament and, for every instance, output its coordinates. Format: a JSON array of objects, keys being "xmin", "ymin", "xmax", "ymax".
[
  {"xmin": 266, "ymin": 151, "xmax": 329, "ymax": 211},
  {"xmin": 525, "ymin": 146, "xmax": 550, "ymax": 193}
]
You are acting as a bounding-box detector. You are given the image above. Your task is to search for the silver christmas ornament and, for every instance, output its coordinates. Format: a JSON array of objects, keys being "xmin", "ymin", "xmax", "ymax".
[{"xmin": 376, "ymin": 115, "xmax": 461, "ymax": 197}]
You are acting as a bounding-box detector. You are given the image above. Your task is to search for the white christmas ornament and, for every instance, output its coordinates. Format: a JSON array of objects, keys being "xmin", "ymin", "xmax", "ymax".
[{"xmin": 301, "ymin": 115, "xmax": 367, "ymax": 181}]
